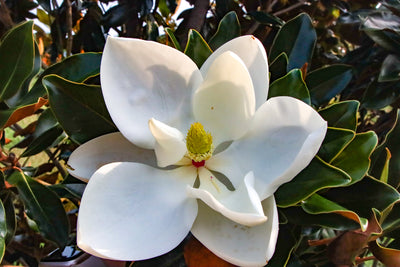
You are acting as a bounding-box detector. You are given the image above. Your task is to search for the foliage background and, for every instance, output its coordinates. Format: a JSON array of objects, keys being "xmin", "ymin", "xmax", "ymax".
[{"xmin": 1, "ymin": 0, "xmax": 400, "ymax": 266}]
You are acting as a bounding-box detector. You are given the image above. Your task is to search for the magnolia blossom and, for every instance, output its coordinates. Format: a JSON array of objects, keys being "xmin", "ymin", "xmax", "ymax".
[{"xmin": 68, "ymin": 35, "xmax": 327, "ymax": 267}]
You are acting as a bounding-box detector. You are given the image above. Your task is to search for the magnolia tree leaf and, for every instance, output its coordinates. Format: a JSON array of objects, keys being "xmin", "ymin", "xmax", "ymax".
[
  {"xmin": 322, "ymin": 176, "xmax": 400, "ymax": 219},
  {"xmin": 369, "ymin": 240, "xmax": 400, "ymax": 266},
  {"xmin": 184, "ymin": 29, "xmax": 212, "ymax": 68},
  {"xmin": 302, "ymin": 194, "xmax": 368, "ymax": 231},
  {"xmin": 265, "ymin": 223, "xmax": 298, "ymax": 267},
  {"xmin": 18, "ymin": 52, "xmax": 102, "ymax": 106},
  {"xmin": 282, "ymin": 206, "xmax": 360, "ymax": 230},
  {"xmin": 275, "ymin": 157, "xmax": 351, "ymax": 208},
  {"xmin": 0, "ymin": 200, "xmax": 6, "ymax": 262},
  {"xmin": 362, "ymin": 80, "xmax": 400, "ymax": 109},
  {"xmin": 21, "ymin": 108, "xmax": 64, "ymax": 157},
  {"xmin": 44, "ymin": 75, "xmax": 117, "ymax": 144},
  {"xmin": 381, "ymin": 201, "xmax": 400, "ymax": 234},
  {"xmin": 209, "ymin": 11, "xmax": 240, "ymax": 50},
  {"xmin": 330, "ymin": 131, "xmax": 378, "ymax": 184},
  {"xmin": 0, "ymin": 21, "xmax": 35, "ymax": 102},
  {"xmin": 2, "ymin": 191, "xmax": 16, "ymax": 245},
  {"xmin": 165, "ymin": 28, "xmax": 181, "ymax": 50},
  {"xmin": 371, "ymin": 110, "xmax": 400, "ymax": 188},
  {"xmin": 270, "ymin": 13, "xmax": 316, "ymax": 71},
  {"xmin": 306, "ymin": 64, "xmax": 353, "ymax": 106},
  {"xmin": 268, "ymin": 69, "xmax": 311, "ymax": 104},
  {"xmin": 247, "ymin": 11, "xmax": 285, "ymax": 27},
  {"xmin": 269, "ymin": 52, "xmax": 288, "ymax": 83},
  {"xmin": 318, "ymin": 127, "xmax": 355, "ymax": 163},
  {"xmin": 7, "ymin": 171, "xmax": 70, "ymax": 247},
  {"xmin": 318, "ymin": 101, "xmax": 359, "ymax": 131},
  {"xmin": 379, "ymin": 54, "xmax": 400, "ymax": 82}
]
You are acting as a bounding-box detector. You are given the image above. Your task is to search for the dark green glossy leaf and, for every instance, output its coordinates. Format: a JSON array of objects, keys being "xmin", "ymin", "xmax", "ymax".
[
  {"xmin": 318, "ymin": 101, "xmax": 359, "ymax": 131},
  {"xmin": 0, "ymin": 21, "xmax": 35, "ymax": 102},
  {"xmin": 269, "ymin": 52, "xmax": 288, "ymax": 83},
  {"xmin": 165, "ymin": 28, "xmax": 181, "ymax": 50},
  {"xmin": 21, "ymin": 109, "xmax": 64, "ymax": 157},
  {"xmin": 331, "ymin": 131, "xmax": 378, "ymax": 184},
  {"xmin": 209, "ymin": 11, "xmax": 240, "ymax": 50},
  {"xmin": 7, "ymin": 171, "xmax": 69, "ymax": 247},
  {"xmin": 302, "ymin": 194, "xmax": 368, "ymax": 231},
  {"xmin": 37, "ymin": 0, "xmax": 51, "ymax": 12},
  {"xmin": 270, "ymin": 13, "xmax": 316, "ymax": 70},
  {"xmin": 379, "ymin": 54, "xmax": 400, "ymax": 82},
  {"xmin": 248, "ymin": 11, "xmax": 284, "ymax": 27},
  {"xmin": 282, "ymin": 206, "xmax": 360, "ymax": 231},
  {"xmin": 381, "ymin": 201, "xmax": 400, "ymax": 234},
  {"xmin": 275, "ymin": 157, "xmax": 351, "ymax": 208},
  {"xmin": 306, "ymin": 65, "xmax": 353, "ymax": 106},
  {"xmin": 184, "ymin": 29, "xmax": 212, "ymax": 68},
  {"xmin": 18, "ymin": 52, "xmax": 102, "ymax": 106},
  {"xmin": 322, "ymin": 176, "xmax": 400, "ymax": 218},
  {"xmin": 318, "ymin": 127, "xmax": 355, "ymax": 163},
  {"xmin": 361, "ymin": 12, "xmax": 400, "ymax": 54},
  {"xmin": 1, "ymin": 191, "xmax": 15, "ymax": 245},
  {"xmin": 44, "ymin": 75, "xmax": 117, "ymax": 144},
  {"xmin": 0, "ymin": 200, "xmax": 6, "ymax": 262},
  {"xmin": 371, "ymin": 110, "xmax": 400, "ymax": 188},
  {"xmin": 362, "ymin": 80, "xmax": 400, "ymax": 109},
  {"xmin": 266, "ymin": 223, "xmax": 298, "ymax": 267},
  {"xmin": 268, "ymin": 69, "xmax": 311, "ymax": 104}
]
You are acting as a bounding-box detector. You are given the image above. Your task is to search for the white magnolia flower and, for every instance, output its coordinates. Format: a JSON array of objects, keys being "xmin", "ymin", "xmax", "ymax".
[{"xmin": 68, "ymin": 36, "xmax": 327, "ymax": 267}]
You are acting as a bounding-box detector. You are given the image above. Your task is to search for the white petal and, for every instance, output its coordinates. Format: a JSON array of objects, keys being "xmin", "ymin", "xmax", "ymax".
[
  {"xmin": 187, "ymin": 168, "xmax": 266, "ymax": 227},
  {"xmin": 207, "ymin": 96, "xmax": 327, "ymax": 200},
  {"xmin": 77, "ymin": 163, "xmax": 198, "ymax": 261},
  {"xmin": 201, "ymin": 36, "xmax": 269, "ymax": 109},
  {"xmin": 101, "ymin": 37, "xmax": 203, "ymax": 149},
  {"xmin": 191, "ymin": 196, "xmax": 279, "ymax": 267},
  {"xmin": 148, "ymin": 118, "xmax": 187, "ymax": 167},
  {"xmin": 68, "ymin": 132, "xmax": 157, "ymax": 182},
  {"xmin": 193, "ymin": 51, "xmax": 255, "ymax": 145}
]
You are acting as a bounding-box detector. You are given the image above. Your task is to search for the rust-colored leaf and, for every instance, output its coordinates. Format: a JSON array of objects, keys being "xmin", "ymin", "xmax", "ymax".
[
  {"xmin": 369, "ymin": 240, "xmax": 400, "ymax": 266},
  {"xmin": 2, "ymin": 97, "xmax": 48, "ymax": 129},
  {"xmin": 300, "ymin": 62, "xmax": 308, "ymax": 79},
  {"xmin": 184, "ymin": 236, "xmax": 236, "ymax": 267}
]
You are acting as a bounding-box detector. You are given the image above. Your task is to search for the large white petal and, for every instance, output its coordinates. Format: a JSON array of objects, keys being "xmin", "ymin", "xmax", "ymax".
[
  {"xmin": 187, "ymin": 169, "xmax": 266, "ymax": 227},
  {"xmin": 77, "ymin": 163, "xmax": 198, "ymax": 261},
  {"xmin": 207, "ymin": 96, "xmax": 327, "ymax": 200},
  {"xmin": 200, "ymin": 36, "xmax": 269, "ymax": 109},
  {"xmin": 148, "ymin": 118, "xmax": 186, "ymax": 167},
  {"xmin": 68, "ymin": 132, "xmax": 157, "ymax": 182},
  {"xmin": 193, "ymin": 51, "xmax": 255, "ymax": 145},
  {"xmin": 191, "ymin": 196, "xmax": 279, "ymax": 267},
  {"xmin": 101, "ymin": 37, "xmax": 203, "ymax": 149}
]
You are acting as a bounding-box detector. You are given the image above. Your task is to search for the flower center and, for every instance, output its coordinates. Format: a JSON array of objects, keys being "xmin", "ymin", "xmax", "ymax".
[{"xmin": 186, "ymin": 122, "xmax": 213, "ymax": 163}]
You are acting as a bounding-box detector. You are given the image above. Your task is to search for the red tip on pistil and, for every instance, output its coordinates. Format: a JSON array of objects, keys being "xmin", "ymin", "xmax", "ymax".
[{"xmin": 192, "ymin": 160, "xmax": 205, "ymax": 168}]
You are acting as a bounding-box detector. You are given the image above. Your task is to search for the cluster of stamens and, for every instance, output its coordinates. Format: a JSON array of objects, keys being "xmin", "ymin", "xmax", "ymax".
[{"xmin": 186, "ymin": 122, "xmax": 213, "ymax": 167}]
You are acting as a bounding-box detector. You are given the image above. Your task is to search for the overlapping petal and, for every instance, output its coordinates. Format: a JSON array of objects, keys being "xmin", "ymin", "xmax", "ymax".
[
  {"xmin": 77, "ymin": 162, "xmax": 198, "ymax": 260},
  {"xmin": 207, "ymin": 96, "xmax": 327, "ymax": 200},
  {"xmin": 193, "ymin": 51, "xmax": 256, "ymax": 145},
  {"xmin": 101, "ymin": 37, "xmax": 203, "ymax": 149},
  {"xmin": 68, "ymin": 132, "xmax": 157, "ymax": 181},
  {"xmin": 191, "ymin": 196, "xmax": 279, "ymax": 267},
  {"xmin": 187, "ymin": 169, "xmax": 266, "ymax": 227},
  {"xmin": 200, "ymin": 36, "xmax": 269, "ymax": 109}
]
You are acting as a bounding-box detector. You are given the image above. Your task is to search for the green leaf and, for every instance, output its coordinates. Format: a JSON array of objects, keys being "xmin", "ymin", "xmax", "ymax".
[
  {"xmin": 270, "ymin": 13, "xmax": 316, "ymax": 71},
  {"xmin": 318, "ymin": 127, "xmax": 355, "ymax": 163},
  {"xmin": 379, "ymin": 54, "xmax": 400, "ymax": 82},
  {"xmin": 268, "ymin": 69, "xmax": 311, "ymax": 104},
  {"xmin": 302, "ymin": 194, "xmax": 368, "ymax": 231},
  {"xmin": 306, "ymin": 65, "xmax": 353, "ymax": 106},
  {"xmin": 0, "ymin": 21, "xmax": 35, "ymax": 102},
  {"xmin": 21, "ymin": 109, "xmax": 64, "ymax": 157},
  {"xmin": 266, "ymin": 223, "xmax": 298, "ymax": 267},
  {"xmin": 322, "ymin": 176, "xmax": 400, "ymax": 218},
  {"xmin": 18, "ymin": 52, "xmax": 102, "ymax": 106},
  {"xmin": 362, "ymin": 80, "xmax": 400, "ymax": 109},
  {"xmin": 269, "ymin": 52, "xmax": 288, "ymax": 83},
  {"xmin": 331, "ymin": 131, "xmax": 378, "ymax": 184},
  {"xmin": 371, "ymin": 110, "xmax": 400, "ymax": 188},
  {"xmin": 184, "ymin": 29, "xmax": 212, "ymax": 68},
  {"xmin": 318, "ymin": 101, "xmax": 359, "ymax": 131},
  {"xmin": 7, "ymin": 171, "xmax": 70, "ymax": 247},
  {"xmin": 37, "ymin": 8, "xmax": 54, "ymax": 26},
  {"xmin": 1, "ymin": 191, "xmax": 16, "ymax": 245},
  {"xmin": 275, "ymin": 157, "xmax": 351, "ymax": 208},
  {"xmin": 381, "ymin": 201, "xmax": 400, "ymax": 234},
  {"xmin": 165, "ymin": 28, "xmax": 181, "ymax": 51},
  {"xmin": 248, "ymin": 11, "xmax": 285, "ymax": 27},
  {"xmin": 43, "ymin": 75, "xmax": 117, "ymax": 144},
  {"xmin": 0, "ymin": 200, "xmax": 6, "ymax": 262},
  {"xmin": 209, "ymin": 11, "xmax": 240, "ymax": 50}
]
